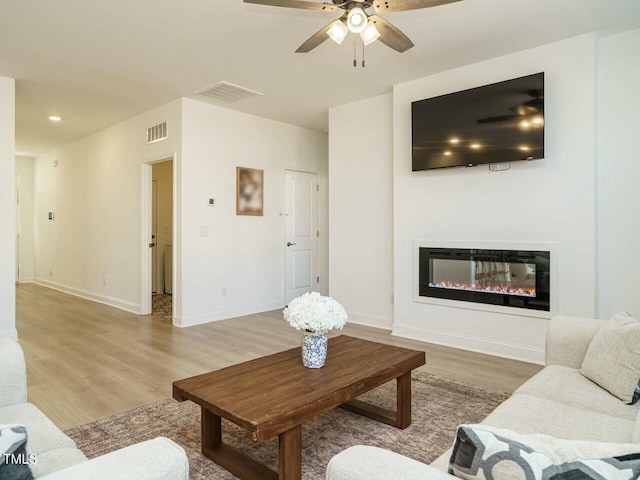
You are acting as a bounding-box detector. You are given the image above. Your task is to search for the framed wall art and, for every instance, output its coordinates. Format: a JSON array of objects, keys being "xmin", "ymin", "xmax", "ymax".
[{"xmin": 236, "ymin": 167, "xmax": 264, "ymax": 216}]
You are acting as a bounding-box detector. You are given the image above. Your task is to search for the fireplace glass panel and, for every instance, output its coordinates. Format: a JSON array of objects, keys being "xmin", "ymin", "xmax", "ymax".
[
  {"xmin": 418, "ymin": 248, "xmax": 550, "ymax": 311},
  {"xmin": 430, "ymin": 258, "xmax": 536, "ymax": 297}
]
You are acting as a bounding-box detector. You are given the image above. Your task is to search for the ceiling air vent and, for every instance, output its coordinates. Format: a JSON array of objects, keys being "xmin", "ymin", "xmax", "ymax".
[
  {"xmin": 193, "ymin": 81, "xmax": 263, "ymax": 104},
  {"xmin": 147, "ymin": 122, "xmax": 168, "ymax": 144}
]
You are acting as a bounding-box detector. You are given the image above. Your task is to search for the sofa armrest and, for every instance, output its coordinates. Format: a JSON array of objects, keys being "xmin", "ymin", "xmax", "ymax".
[
  {"xmin": 545, "ymin": 316, "xmax": 607, "ymax": 369},
  {"xmin": 0, "ymin": 340, "xmax": 28, "ymax": 407},
  {"xmin": 326, "ymin": 446, "xmax": 456, "ymax": 480},
  {"xmin": 39, "ymin": 438, "xmax": 188, "ymax": 480}
]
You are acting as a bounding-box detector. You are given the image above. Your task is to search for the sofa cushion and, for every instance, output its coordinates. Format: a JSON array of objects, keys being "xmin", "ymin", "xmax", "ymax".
[
  {"xmin": 0, "ymin": 404, "xmax": 76, "ymax": 455},
  {"xmin": 581, "ymin": 311, "xmax": 640, "ymax": 404},
  {"xmin": 326, "ymin": 445, "xmax": 454, "ymax": 480},
  {"xmin": 431, "ymin": 450, "xmax": 452, "ymax": 471},
  {"xmin": 482, "ymin": 394, "xmax": 635, "ymax": 443},
  {"xmin": 29, "ymin": 448, "xmax": 87, "ymax": 478},
  {"xmin": 430, "ymin": 392, "xmax": 640, "ymax": 472},
  {"xmin": 448, "ymin": 425, "xmax": 640, "ymax": 480},
  {"xmin": 515, "ymin": 365, "xmax": 639, "ymax": 420}
]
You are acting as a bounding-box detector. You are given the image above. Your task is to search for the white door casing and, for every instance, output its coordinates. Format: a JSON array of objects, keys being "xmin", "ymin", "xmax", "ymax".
[
  {"xmin": 151, "ymin": 180, "xmax": 158, "ymax": 294},
  {"xmin": 15, "ymin": 189, "xmax": 19, "ymax": 284},
  {"xmin": 285, "ymin": 170, "xmax": 318, "ymax": 305}
]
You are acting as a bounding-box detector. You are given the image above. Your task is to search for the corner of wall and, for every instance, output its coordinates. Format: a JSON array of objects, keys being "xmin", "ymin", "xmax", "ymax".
[{"xmin": 0, "ymin": 76, "xmax": 16, "ymax": 338}]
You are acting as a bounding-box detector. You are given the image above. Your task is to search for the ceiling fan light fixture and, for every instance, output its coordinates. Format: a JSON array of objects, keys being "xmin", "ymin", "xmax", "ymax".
[
  {"xmin": 347, "ymin": 7, "xmax": 367, "ymax": 33},
  {"xmin": 361, "ymin": 21, "xmax": 380, "ymax": 46},
  {"xmin": 327, "ymin": 19, "xmax": 348, "ymax": 45}
]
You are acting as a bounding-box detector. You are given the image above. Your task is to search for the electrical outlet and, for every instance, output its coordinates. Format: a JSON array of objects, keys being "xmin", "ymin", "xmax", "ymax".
[
  {"xmin": 103, "ymin": 276, "xmax": 108, "ymax": 286},
  {"xmin": 221, "ymin": 286, "xmax": 227, "ymax": 297},
  {"xmin": 49, "ymin": 267, "xmax": 53, "ymax": 276}
]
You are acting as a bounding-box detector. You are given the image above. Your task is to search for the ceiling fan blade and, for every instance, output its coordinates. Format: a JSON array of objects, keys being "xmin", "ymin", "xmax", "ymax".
[
  {"xmin": 373, "ymin": 0, "xmax": 462, "ymax": 13},
  {"xmin": 295, "ymin": 20, "xmax": 335, "ymax": 53},
  {"xmin": 368, "ymin": 15, "xmax": 414, "ymax": 53},
  {"xmin": 244, "ymin": 0, "xmax": 338, "ymax": 11}
]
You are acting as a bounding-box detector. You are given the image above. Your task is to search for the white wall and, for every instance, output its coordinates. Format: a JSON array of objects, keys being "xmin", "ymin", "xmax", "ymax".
[
  {"xmin": 328, "ymin": 94, "xmax": 394, "ymax": 329},
  {"xmin": 0, "ymin": 76, "xmax": 16, "ymax": 339},
  {"xmin": 328, "ymin": 34, "xmax": 600, "ymax": 364},
  {"xmin": 393, "ymin": 34, "xmax": 597, "ymax": 364},
  {"xmin": 597, "ymin": 28, "xmax": 640, "ymax": 318},
  {"xmin": 34, "ymin": 100, "xmax": 181, "ymax": 314},
  {"xmin": 179, "ymin": 98, "xmax": 328, "ymax": 327},
  {"xmin": 16, "ymin": 156, "xmax": 35, "ymax": 283}
]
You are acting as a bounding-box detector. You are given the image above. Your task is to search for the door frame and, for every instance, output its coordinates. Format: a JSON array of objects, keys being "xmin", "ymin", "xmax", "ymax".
[
  {"xmin": 15, "ymin": 188, "xmax": 20, "ymax": 284},
  {"xmin": 151, "ymin": 179, "xmax": 158, "ymax": 294},
  {"xmin": 140, "ymin": 153, "xmax": 178, "ymax": 322},
  {"xmin": 283, "ymin": 169, "xmax": 319, "ymax": 305}
]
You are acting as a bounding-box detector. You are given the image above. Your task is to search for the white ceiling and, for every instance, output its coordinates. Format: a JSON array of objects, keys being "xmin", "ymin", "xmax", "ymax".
[{"xmin": 1, "ymin": 0, "xmax": 640, "ymax": 155}]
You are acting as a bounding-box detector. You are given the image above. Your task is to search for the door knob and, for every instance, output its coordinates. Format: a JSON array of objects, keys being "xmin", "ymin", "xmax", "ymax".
[
  {"xmin": 149, "ymin": 242, "xmax": 156, "ymax": 248},
  {"xmin": 287, "ymin": 242, "xmax": 296, "ymax": 247}
]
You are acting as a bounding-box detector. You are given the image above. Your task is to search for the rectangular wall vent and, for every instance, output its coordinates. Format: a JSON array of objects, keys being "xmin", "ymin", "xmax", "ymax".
[
  {"xmin": 193, "ymin": 81, "xmax": 263, "ymax": 104},
  {"xmin": 147, "ymin": 122, "xmax": 168, "ymax": 144}
]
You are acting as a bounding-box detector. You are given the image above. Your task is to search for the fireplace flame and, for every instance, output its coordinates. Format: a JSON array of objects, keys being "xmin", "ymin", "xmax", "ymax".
[{"xmin": 428, "ymin": 281, "xmax": 536, "ymax": 298}]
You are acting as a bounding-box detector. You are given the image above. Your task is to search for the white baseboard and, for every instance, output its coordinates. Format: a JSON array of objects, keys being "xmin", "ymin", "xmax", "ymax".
[
  {"xmin": 175, "ymin": 302, "xmax": 285, "ymax": 328},
  {"xmin": 347, "ymin": 312, "xmax": 393, "ymax": 330},
  {"xmin": 34, "ymin": 278, "xmax": 141, "ymax": 315},
  {"xmin": 18, "ymin": 278, "xmax": 34, "ymax": 284},
  {"xmin": 0, "ymin": 329, "xmax": 18, "ymax": 340},
  {"xmin": 392, "ymin": 323, "xmax": 545, "ymax": 365}
]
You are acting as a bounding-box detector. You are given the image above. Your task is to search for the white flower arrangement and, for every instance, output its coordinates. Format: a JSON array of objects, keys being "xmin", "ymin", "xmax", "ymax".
[{"xmin": 283, "ymin": 292, "xmax": 348, "ymax": 334}]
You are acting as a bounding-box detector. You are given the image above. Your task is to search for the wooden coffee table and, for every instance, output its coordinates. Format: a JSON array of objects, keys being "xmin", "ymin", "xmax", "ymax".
[{"xmin": 173, "ymin": 335, "xmax": 426, "ymax": 480}]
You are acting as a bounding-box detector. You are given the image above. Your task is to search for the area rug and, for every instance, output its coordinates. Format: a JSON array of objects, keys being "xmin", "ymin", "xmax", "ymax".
[
  {"xmin": 152, "ymin": 293, "xmax": 172, "ymax": 319},
  {"xmin": 65, "ymin": 372, "xmax": 509, "ymax": 479}
]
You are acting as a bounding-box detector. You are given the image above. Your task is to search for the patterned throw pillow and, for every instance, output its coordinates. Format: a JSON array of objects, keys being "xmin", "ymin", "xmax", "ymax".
[
  {"xmin": 449, "ymin": 425, "xmax": 640, "ymax": 480},
  {"xmin": 0, "ymin": 425, "xmax": 34, "ymax": 480}
]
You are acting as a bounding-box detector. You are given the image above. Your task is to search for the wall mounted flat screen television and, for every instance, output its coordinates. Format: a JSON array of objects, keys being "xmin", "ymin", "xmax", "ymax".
[{"xmin": 412, "ymin": 73, "xmax": 545, "ymax": 171}]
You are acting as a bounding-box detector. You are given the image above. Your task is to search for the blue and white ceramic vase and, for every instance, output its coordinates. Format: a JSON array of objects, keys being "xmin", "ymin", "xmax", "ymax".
[{"xmin": 301, "ymin": 331, "xmax": 328, "ymax": 368}]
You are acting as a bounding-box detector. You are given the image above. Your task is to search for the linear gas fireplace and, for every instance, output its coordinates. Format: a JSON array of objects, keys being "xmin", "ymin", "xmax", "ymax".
[{"xmin": 418, "ymin": 247, "xmax": 551, "ymax": 312}]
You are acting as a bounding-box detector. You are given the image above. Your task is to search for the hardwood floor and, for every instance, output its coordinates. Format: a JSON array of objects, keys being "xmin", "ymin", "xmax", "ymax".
[{"xmin": 16, "ymin": 283, "xmax": 542, "ymax": 430}]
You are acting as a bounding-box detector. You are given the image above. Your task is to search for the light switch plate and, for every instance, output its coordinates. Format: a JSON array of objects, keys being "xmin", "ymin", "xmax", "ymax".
[{"xmin": 200, "ymin": 225, "xmax": 209, "ymax": 237}]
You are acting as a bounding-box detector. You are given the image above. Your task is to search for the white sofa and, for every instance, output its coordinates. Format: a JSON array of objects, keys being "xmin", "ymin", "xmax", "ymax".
[
  {"xmin": 326, "ymin": 316, "xmax": 640, "ymax": 480},
  {"xmin": 0, "ymin": 339, "xmax": 189, "ymax": 479}
]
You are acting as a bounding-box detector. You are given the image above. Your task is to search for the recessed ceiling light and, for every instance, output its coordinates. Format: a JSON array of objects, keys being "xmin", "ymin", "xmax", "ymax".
[{"xmin": 48, "ymin": 115, "xmax": 62, "ymax": 122}]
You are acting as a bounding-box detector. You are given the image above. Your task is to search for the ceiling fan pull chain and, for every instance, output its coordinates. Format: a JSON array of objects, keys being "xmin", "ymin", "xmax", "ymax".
[{"xmin": 353, "ymin": 34, "xmax": 357, "ymax": 67}]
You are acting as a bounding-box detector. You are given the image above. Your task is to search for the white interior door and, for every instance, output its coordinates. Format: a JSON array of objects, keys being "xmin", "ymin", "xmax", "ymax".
[
  {"xmin": 285, "ymin": 170, "xmax": 318, "ymax": 304},
  {"xmin": 15, "ymin": 189, "xmax": 20, "ymax": 284},
  {"xmin": 151, "ymin": 180, "xmax": 158, "ymax": 294}
]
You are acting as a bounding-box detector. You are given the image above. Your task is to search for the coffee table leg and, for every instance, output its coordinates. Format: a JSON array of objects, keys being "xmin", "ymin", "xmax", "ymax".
[
  {"xmin": 397, "ymin": 371, "xmax": 412, "ymax": 429},
  {"xmin": 278, "ymin": 425, "xmax": 302, "ymax": 480},
  {"xmin": 201, "ymin": 407, "xmax": 221, "ymax": 453}
]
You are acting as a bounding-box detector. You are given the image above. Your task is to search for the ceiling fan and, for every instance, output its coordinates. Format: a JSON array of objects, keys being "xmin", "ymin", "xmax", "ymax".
[{"xmin": 244, "ymin": 0, "xmax": 462, "ymax": 54}]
